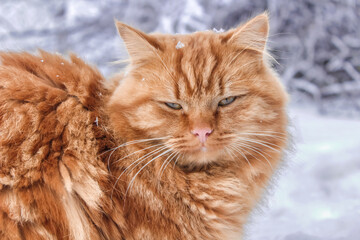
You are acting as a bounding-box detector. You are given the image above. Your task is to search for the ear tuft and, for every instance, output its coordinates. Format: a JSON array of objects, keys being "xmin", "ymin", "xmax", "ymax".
[
  {"xmin": 114, "ymin": 20, "xmax": 160, "ymax": 62},
  {"xmin": 227, "ymin": 12, "xmax": 270, "ymax": 53}
]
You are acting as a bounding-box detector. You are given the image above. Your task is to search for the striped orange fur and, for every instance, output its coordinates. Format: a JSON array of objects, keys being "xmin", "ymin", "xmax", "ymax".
[{"xmin": 0, "ymin": 13, "xmax": 288, "ymax": 239}]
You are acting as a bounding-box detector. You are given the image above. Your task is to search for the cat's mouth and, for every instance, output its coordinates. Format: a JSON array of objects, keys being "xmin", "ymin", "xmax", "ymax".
[
  {"xmin": 185, "ymin": 142, "xmax": 210, "ymax": 152},
  {"xmin": 167, "ymin": 135, "xmax": 232, "ymax": 153},
  {"xmin": 165, "ymin": 139, "xmax": 230, "ymax": 165},
  {"xmin": 189, "ymin": 143, "xmax": 223, "ymax": 153},
  {"xmin": 170, "ymin": 142, "xmax": 217, "ymax": 153},
  {"xmin": 200, "ymin": 146, "xmax": 207, "ymax": 152},
  {"xmin": 163, "ymin": 133, "xmax": 238, "ymax": 165}
]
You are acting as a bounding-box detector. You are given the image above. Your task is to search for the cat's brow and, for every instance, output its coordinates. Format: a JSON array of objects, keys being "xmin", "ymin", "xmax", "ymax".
[{"xmin": 174, "ymin": 40, "xmax": 224, "ymax": 98}]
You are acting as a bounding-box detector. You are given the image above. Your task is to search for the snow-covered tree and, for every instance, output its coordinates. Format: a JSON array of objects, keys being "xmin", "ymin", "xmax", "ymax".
[{"xmin": 0, "ymin": 0, "xmax": 359, "ymax": 116}]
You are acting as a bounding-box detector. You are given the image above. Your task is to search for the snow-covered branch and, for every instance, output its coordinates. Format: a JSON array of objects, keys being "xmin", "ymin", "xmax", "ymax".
[{"xmin": 0, "ymin": 0, "xmax": 359, "ymax": 115}]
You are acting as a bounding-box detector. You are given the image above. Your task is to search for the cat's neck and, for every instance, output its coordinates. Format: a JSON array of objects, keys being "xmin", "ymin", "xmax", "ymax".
[
  {"xmin": 98, "ymin": 105, "xmax": 278, "ymax": 239},
  {"xmin": 102, "ymin": 142, "xmax": 268, "ymax": 238}
]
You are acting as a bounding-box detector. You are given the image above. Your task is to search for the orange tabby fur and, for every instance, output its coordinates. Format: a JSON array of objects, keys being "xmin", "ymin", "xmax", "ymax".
[{"xmin": 0, "ymin": 13, "xmax": 288, "ymax": 239}]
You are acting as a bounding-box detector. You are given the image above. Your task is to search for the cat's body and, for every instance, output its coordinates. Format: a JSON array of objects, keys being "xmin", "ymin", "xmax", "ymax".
[
  {"xmin": 0, "ymin": 51, "xmax": 126, "ymax": 239},
  {"xmin": 0, "ymin": 13, "xmax": 288, "ymax": 239}
]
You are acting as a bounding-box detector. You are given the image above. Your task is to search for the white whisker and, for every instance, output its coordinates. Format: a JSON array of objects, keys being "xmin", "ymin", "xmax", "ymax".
[
  {"xmin": 114, "ymin": 142, "xmax": 164, "ymax": 164},
  {"xmin": 172, "ymin": 153, "xmax": 182, "ymax": 168},
  {"xmin": 110, "ymin": 144, "xmax": 173, "ymax": 200},
  {"xmin": 238, "ymin": 132, "xmax": 287, "ymax": 141},
  {"xmin": 242, "ymin": 130, "xmax": 287, "ymax": 136},
  {"xmin": 123, "ymin": 144, "xmax": 173, "ymax": 176},
  {"xmin": 104, "ymin": 136, "xmax": 170, "ymax": 172},
  {"xmin": 225, "ymin": 146, "xmax": 237, "ymax": 161},
  {"xmin": 236, "ymin": 137, "xmax": 281, "ymax": 153},
  {"xmin": 234, "ymin": 141, "xmax": 274, "ymax": 170},
  {"xmin": 158, "ymin": 150, "xmax": 178, "ymax": 180},
  {"xmin": 228, "ymin": 144, "xmax": 255, "ymax": 173},
  {"xmin": 125, "ymin": 148, "xmax": 174, "ymax": 197}
]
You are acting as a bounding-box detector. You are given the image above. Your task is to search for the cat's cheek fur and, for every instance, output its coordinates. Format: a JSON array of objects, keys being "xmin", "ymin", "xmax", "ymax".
[{"xmin": 129, "ymin": 104, "xmax": 168, "ymax": 130}]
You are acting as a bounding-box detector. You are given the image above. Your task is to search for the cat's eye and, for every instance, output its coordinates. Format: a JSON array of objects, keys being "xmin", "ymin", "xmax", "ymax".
[
  {"xmin": 165, "ymin": 102, "xmax": 182, "ymax": 110},
  {"xmin": 218, "ymin": 96, "xmax": 236, "ymax": 106}
]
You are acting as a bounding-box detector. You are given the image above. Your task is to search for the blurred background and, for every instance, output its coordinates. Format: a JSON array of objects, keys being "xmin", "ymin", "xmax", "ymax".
[{"xmin": 1, "ymin": 0, "xmax": 359, "ymax": 239}]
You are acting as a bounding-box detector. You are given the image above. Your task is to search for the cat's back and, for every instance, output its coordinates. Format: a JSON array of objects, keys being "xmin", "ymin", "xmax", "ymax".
[
  {"xmin": 0, "ymin": 50, "xmax": 107, "ymax": 188},
  {"xmin": 0, "ymin": 51, "xmax": 119, "ymax": 239}
]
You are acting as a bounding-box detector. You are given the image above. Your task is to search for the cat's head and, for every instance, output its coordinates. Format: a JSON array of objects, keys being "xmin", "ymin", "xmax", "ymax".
[{"xmin": 108, "ymin": 13, "xmax": 288, "ymax": 168}]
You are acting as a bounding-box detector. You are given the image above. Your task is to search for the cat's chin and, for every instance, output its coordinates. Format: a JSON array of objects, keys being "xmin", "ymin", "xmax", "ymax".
[{"xmin": 177, "ymin": 146, "xmax": 227, "ymax": 166}]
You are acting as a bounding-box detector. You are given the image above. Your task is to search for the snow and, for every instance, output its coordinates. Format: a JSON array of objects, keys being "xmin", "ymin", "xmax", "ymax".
[
  {"xmin": 247, "ymin": 106, "xmax": 360, "ymax": 240},
  {"xmin": 1, "ymin": 1, "xmax": 359, "ymax": 113},
  {"xmin": 176, "ymin": 41, "xmax": 185, "ymax": 49},
  {"xmin": 66, "ymin": 0, "xmax": 101, "ymax": 24},
  {"xmin": 94, "ymin": 116, "xmax": 99, "ymax": 126},
  {"xmin": 213, "ymin": 27, "xmax": 224, "ymax": 33},
  {"xmin": 0, "ymin": 2, "xmax": 359, "ymax": 237},
  {"xmin": 177, "ymin": 0, "xmax": 207, "ymax": 33}
]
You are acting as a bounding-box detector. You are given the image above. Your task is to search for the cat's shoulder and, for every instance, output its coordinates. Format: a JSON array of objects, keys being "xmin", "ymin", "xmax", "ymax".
[
  {"xmin": 0, "ymin": 51, "xmax": 108, "ymax": 188},
  {"xmin": 0, "ymin": 50, "xmax": 106, "ymax": 109}
]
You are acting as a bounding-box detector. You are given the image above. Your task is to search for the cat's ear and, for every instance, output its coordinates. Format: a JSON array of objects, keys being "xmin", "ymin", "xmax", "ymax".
[
  {"xmin": 115, "ymin": 20, "xmax": 161, "ymax": 62},
  {"xmin": 226, "ymin": 12, "xmax": 269, "ymax": 53}
]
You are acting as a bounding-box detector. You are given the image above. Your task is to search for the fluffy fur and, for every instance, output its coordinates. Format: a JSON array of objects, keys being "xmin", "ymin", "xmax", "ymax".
[{"xmin": 0, "ymin": 13, "xmax": 288, "ymax": 239}]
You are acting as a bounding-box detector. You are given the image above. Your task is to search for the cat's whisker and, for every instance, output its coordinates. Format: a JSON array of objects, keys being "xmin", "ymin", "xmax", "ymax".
[
  {"xmin": 233, "ymin": 141, "xmax": 274, "ymax": 170},
  {"xmin": 115, "ymin": 144, "xmax": 165, "ymax": 177},
  {"xmin": 101, "ymin": 136, "xmax": 170, "ymax": 156},
  {"xmin": 234, "ymin": 137, "xmax": 279, "ymax": 169},
  {"xmin": 229, "ymin": 143, "xmax": 260, "ymax": 168},
  {"xmin": 122, "ymin": 144, "xmax": 176, "ymax": 188},
  {"xmin": 227, "ymin": 144, "xmax": 255, "ymax": 173},
  {"xmin": 231, "ymin": 142, "xmax": 258, "ymax": 161},
  {"xmin": 126, "ymin": 146, "xmax": 176, "ymax": 178},
  {"xmin": 242, "ymin": 130, "xmax": 287, "ymax": 136},
  {"xmin": 125, "ymin": 147, "xmax": 174, "ymax": 198},
  {"xmin": 237, "ymin": 132, "xmax": 287, "ymax": 141},
  {"xmin": 239, "ymin": 130, "xmax": 287, "ymax": 137},
  {"xmin": 157, "ymin": 151, "xmax": 182, "ymax": 190},
  {"xmin": 225, "ymin": 146, "xmax": 237, "ymax": 161},
  {"xmin": 114, "ymin": 142, "xmax": 165, "ymax": 164},
  {"xmin": 159, "ymin": 151, "xmax": 180, "ymax": 180},
  {"xmin": 122, "ymin": 144, "xmax": 172, "ymax": 175},
  {"xmin": 110, "ymin": 144, "xmax": 172, "ymax": 200},
  {"xmin": 158, "ymin": 150, "xmax": 178, "ymax": 180},
  {"xmin": 235, "ymin": 140, "xmax": 273, "ymax": 159},
  {"xmin": 235, "ymin": 137, "xmax": 281, "ymax": 153},
  {"xmin": 172, "ymin": 153, "xmax": 183, "ymax": 168},
  {"xmin": 104, "ymin": 136, "xmax": 170, "ymax": 172}
]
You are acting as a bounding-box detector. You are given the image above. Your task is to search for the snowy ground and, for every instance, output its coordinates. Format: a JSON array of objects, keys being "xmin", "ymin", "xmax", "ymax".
[{"xmin": 247, "ymin": 106, "xmax": 360, "ymax": 240}]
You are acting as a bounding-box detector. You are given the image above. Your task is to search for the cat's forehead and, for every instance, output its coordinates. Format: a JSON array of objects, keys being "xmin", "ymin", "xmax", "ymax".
[
  {"xmin": 152, "ymin": 33, "xmax": 240, "ymax": 98},
  {"xmin": 157, "ymin": 31, "xmax": 222, "ymax": 53}
]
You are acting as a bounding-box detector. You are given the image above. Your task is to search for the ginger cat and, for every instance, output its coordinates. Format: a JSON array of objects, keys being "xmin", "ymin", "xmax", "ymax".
[{"xmin": 0, "ymin": 13, "xmax": 288, "ymax": 239}]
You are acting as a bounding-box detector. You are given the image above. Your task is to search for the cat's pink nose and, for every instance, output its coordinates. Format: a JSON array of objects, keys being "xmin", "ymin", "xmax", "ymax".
[{"xmin": 191, "ymin": 128, "xmax": 213, "ymax": 143}]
